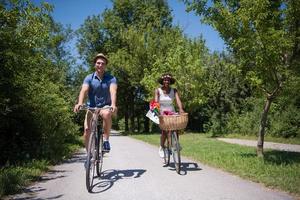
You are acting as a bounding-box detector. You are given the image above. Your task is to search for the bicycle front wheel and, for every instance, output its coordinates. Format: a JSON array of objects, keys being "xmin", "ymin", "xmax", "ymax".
[
  {"xmin": 171, "ymin": 131, "xmax": 181, "ymax": 174},
  {"xmin": 86, "ymin": 131, "xmax": 96, "ymax": 192},
  {"xmin": 96, "ymin": 131, "xmax": 104, "ymax": 177}
]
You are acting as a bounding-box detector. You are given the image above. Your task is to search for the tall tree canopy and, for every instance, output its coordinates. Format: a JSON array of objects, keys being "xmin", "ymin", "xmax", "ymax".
[
  {"xmin": 184, "ymin": 0, "xmax": 300, "ymax": 156},
  {"xmin": 0, "ymin": 0, "xmax": 77, "ymax": 164}
]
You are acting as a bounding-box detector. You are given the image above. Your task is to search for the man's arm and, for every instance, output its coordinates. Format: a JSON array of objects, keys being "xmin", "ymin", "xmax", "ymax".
[
  {"xmin": 74, "ymin": 84, "xmax": 89, "ymax": 112},
  {"xmin": 110, "ymin": 83, "xmax": 117, "ymax": 113}
]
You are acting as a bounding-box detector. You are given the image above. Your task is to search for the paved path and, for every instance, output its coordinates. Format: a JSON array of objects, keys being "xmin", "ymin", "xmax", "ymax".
[
  {"xmin": 7, "ymin": 134, "xmax": 296, "ymax": 200},
  {"xmin": 217, "ymin": 138, "xmax": 300, "ymax": 153}
]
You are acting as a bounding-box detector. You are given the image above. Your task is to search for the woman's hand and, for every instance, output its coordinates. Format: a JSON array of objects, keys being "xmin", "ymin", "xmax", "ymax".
[{"xmin": 179, "ymin": 109, "xmax": 185, "ymax": 114}]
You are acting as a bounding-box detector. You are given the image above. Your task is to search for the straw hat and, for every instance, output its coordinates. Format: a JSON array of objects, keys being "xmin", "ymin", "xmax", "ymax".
[
  {"xmin": 93, "ymin": 53, "xmax": 108, "ymax": 64},
  {"xmin": 157, "ymin": 73, "xmax": 176, "ymax": 85}
]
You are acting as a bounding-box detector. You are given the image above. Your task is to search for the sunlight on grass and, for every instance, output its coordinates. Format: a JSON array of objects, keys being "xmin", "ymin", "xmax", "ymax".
[{"xmin": 131, "ymin": 133, "xmax": 300, "ymax": 196}]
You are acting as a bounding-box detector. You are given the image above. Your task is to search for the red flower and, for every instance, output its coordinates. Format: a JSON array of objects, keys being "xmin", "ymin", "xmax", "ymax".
[
  {"xmin": 149, "ymin": 100, "xmax": 160, "ymax": 115},
  {"xmin": 150, "ymin": 100, "xmax": 160, "ymax": 110}
]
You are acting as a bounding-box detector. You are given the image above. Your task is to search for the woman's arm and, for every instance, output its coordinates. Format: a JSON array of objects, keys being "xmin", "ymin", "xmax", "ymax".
[
  {"xmin": 174, "ymin": 89, "xmax": 184, "ymax": 113},
  {"xmin": 154, "ymin": 88, "xmax": 159, "ymax": 102}
]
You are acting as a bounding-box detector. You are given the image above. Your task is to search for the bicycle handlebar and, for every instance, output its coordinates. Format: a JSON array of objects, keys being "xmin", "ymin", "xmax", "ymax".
[{"xmin": 79, "ymin": 105, "xmax": 113, "ymax": 112}]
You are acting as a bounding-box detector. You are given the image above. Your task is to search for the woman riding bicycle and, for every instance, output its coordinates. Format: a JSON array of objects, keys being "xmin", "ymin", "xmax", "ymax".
[{"xmin": 154, "ymin": 73, "xmax": 184, "ymax": 158}]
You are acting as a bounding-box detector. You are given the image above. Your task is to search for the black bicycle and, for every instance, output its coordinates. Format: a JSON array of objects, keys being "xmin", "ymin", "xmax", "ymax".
[{"xmin": 80, "ymin": 106, "xmax": 111, "ymax": 192}]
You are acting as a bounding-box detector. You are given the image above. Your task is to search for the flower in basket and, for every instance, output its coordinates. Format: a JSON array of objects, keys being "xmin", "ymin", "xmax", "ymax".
[
  {"xmin": 149, "ymin": 100, "xmax": 160, "ymax": 116},
  {"xmin": 163, "ymin": 110, "xmax": 177, "ymax": 115}
]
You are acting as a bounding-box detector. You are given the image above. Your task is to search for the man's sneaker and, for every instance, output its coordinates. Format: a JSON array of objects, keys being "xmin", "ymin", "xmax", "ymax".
[
  {"xmin": 103, "ymin": 141, "xmax": 111, "ymax": 152},
  {"xmin": 158, "ymin": 146, "xmax": 164, "ymax": 158}
]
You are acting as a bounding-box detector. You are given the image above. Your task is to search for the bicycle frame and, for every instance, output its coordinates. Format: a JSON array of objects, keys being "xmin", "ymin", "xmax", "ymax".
[
  {"xmin": 80, "ymin": 105, "xmax": 112, "ymax": 192},
  {"xmin": 163, "ymin": 130, "xmax": 181, "ymax": 174}
]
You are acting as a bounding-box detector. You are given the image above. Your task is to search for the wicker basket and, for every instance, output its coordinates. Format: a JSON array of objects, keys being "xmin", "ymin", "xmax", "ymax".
[{"xmin": 159, "ymin": 113, "xmax": 188, "ymax": 131}]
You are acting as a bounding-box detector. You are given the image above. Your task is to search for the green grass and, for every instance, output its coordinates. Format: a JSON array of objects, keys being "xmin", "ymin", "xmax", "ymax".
[
  {"xmin": 0, "ymin": 137, "xmax": 83, "ymax": 198},
  {"xmin": 0, "ymin": 160, "xmax": 49, "ymax": 196},
  {"xmin": 131, "ymin": 133, "xmax": 300, "ymax": 197},
  {"xmin": 222, "ymin": 134, "xmax": 300, "ymax": 145}
]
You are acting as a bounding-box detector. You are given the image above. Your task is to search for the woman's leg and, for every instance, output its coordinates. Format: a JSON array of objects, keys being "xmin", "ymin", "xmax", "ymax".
[{"xmin": 160, "ymin": 130, "xmax": 167, "ymax": 148}]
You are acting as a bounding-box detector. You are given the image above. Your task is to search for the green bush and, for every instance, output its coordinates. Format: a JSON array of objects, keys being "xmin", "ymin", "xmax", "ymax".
[
  {"xmin": 224, "ymin": 97, "xmax": 261, "ymax": 135},
  {"xmin": 226, "ymin": 96, "xmax": 300, "ymax": 138},
  {"xmin": 269, "ymin": 103, "xmax": 300, "ymax": 138}
]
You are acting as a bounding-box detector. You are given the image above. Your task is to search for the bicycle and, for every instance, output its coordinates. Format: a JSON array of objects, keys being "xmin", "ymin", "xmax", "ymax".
[
  {"xmin": 79, "ymin": 105, "xmax": 112, "ymax": 192},
  {"xmin": 159, "ymin": 113, "xmax": 188, "ymax": 174}
]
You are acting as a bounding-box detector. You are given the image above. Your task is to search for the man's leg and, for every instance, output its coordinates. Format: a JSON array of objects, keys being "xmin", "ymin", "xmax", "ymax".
[
  {"xmin": 84, "ymin": 111, "xmax": 93, "ymax": 152},
  {"xmin": 100, "ymin": 109, "xmax": 112, "ymax": 151}
]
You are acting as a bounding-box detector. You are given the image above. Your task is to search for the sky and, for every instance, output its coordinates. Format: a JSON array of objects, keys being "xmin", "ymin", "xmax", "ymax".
[{"xmin": 33, "ymin": 0, "xmax": 226, "ymax": 59}]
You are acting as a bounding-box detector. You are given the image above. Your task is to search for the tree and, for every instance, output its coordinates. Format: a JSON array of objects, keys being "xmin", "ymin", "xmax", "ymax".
[
  {"xmin": 184, "ymin": 0, "xmax": 300, "ymax": 156},
  {"xmin": 0, "ymin": 0, "xmax": 77, "ymax": 164},
  {"xmin": 76, "ymin": 0, "xmax": 174, "ymax": 132}
]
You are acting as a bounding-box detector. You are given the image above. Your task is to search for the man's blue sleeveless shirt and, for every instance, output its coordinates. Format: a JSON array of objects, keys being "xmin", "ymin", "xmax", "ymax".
[{"xmin": 83, "ymin": 72, "xmax": 117, "ymax": 108}]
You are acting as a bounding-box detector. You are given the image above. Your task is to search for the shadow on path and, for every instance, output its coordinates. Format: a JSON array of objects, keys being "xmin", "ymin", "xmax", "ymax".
[
  {"xmin": 167, "ymin": 162, "xmax": 202, "ymax": 175},
  {"xmin": 90, "ymin": 169, "xmax": 146, "ymax": 193}
]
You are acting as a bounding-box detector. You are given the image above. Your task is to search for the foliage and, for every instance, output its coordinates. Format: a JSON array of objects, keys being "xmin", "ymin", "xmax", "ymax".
[
  {"xmin": 0, "ymin": 0, "xmax": 78, "ymax": 165},
  {"xmin": 201, "ymin": 53, "xmax": 252, "ymax": 135},
  {"xmin": 183, "ymin": 0, "xmax": 300, "ymax": 154},
  {"xmin": 76, "ymin": 0, "xmax": 178, "ymax": 132},
  {"xmin": 142, "ymin": 33, "xmax": 209, "ymax": 111},
  {"xmin": 75, "ymin": 0, "xmax": 299, "ymax": 137}
]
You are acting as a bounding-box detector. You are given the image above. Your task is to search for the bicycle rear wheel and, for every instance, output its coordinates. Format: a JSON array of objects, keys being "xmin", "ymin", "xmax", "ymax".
[
  {"xmin": 171, "ymin": 131, "xmax": 181, "ymax": 174},
  {"xmin": 96, "ymin": 130, "xmax": 104, "ymax": 177},
  {"xmin": 86, "ymin": 131, "xmax": 96, "ymax": 192}
]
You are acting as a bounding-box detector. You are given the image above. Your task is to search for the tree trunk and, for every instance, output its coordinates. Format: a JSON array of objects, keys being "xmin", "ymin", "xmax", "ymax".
[
  {"xmin": 257, "ymin": 96, "xmax": 272, "ymax": 157},
  {"xmin": 129, "ymin": 88, "xmax": 135, "ymax": 132}
]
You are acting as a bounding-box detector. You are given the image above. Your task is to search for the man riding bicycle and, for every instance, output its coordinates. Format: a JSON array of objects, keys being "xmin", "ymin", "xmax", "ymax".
[{"xmin": 74, "ymin": 53, "xmax": 117, "ymax": 155}]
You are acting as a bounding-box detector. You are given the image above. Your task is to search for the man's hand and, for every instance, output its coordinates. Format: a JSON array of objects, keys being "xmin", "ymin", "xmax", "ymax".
[
  {"xmin": 73, "ymin": 104, "xmax": 82, "ymax": 113},
  {"xmin": 111, "ymin": 105, "xmax": 118, "ymax": 115}
]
